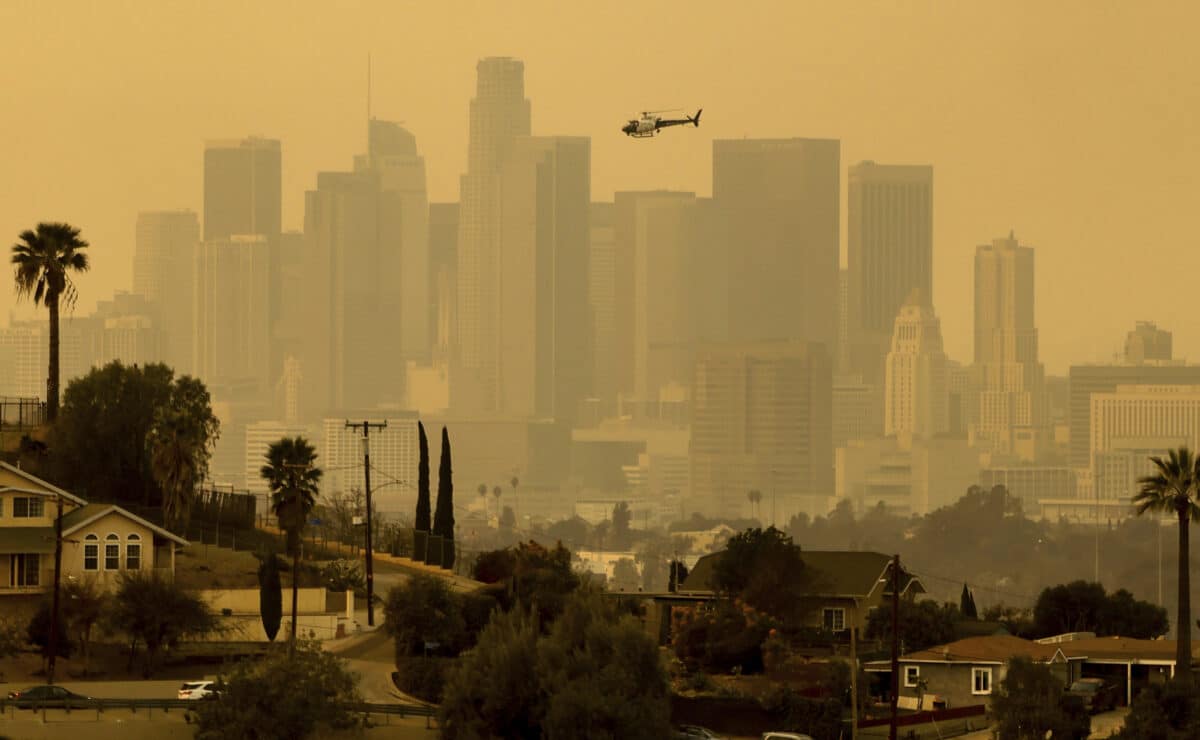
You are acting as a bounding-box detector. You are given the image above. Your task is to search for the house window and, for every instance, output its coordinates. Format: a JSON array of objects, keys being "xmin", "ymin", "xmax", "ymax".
[
  {"xmin": 972, "ymin": 667, "xmax": 992, "ymax": 695},
  {"xmin": 10, "ymin": 554, "xmax": 39, "ymax": 587},
  {"xmin": 83, "ymin": 534, "xmax": 99, "ymax": 571},
  {"xmin": 904, "ymin": 666, "xmax": 920, "ymax": 688},
  {"xmin": 126, "ymin": 534, "xmax": 141, "ymax": 571},
  {"xmin": 104, "ymin": 534, "xmax": 120, "ymax": 570},
  {"xmin": 12, "ymin": 497, "xmax": 44, "ymax": 518},
  {"xmin": 822, "ymin": 608, "xmax": 846, "ymax": 632}
]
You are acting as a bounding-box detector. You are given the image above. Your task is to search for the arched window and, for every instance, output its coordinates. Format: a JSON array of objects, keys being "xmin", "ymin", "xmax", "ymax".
[
  {"xmin": 126, "ymin": 533, "xmax": 142, "ymax": 571},
  {"xmin": 83, "ymin": 534, "xmax": 99, "ymax": 571},
  {"xmin": 104, "ymin": 533, "xmax": 120, "ymax": 570}
]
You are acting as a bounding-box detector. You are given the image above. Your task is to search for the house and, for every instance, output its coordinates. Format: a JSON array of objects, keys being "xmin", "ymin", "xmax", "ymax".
[
  {"xmin": 678, "ymin": 549, "xmax": 925, "ymax": 634},
  {"xmin": 864, "ymin": 635, "xmax": 1085, "ymax": 710},
  {"xmin": 0, "ymin": 462, "xmax": 188, "ymax": 594},
  {"xmin": 1046, "ymin": 634, "xmax": 1185, "ymax": 706}
]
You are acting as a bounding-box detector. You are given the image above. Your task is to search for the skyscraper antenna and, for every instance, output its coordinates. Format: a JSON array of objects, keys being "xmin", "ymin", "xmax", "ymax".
[{"xmin": 367, "ymin": 53, "xmax": 372, "ymax": 123}]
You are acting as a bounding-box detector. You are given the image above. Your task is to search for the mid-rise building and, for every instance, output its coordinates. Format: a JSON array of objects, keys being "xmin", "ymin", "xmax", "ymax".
[
  {"xmin": 322, "ymin": 414, "xmax": 420, "ymax": 517},
  {"xmin": 833, "ymin": 375, "xmax": 881, "ymax": 450},
  {"xmin": 589, "ymin": 202, "xmax": 617, "ymax": 406},
  {"xmin": 193, "ymin": 235, "xmax": 271, "ymax": 389},
  {"xmin": 1089, "ymin": 384, "xmax": 1200, "ymax": 501},
  {"xmin": 244, "ymin": 420, "xmax": 317, "ymax": 500},
  {"xmin": 691, "ymin": 342, "xmax": 833, "ymax": 522}
]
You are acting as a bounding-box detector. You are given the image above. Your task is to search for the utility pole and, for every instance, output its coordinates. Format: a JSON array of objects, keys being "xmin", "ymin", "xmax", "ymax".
[
  {"xmin": 889, "ymin": 553, "xmax": 900, "ymax": 740},
  {"xmin": 850, "ymin": 600, "xmax": 859, "ymax": 740},
  {"xmin": 346, "ymin": 420, "xmax": 386, "ymax": 627},
  {"xmin": 47, "ymin": 495, "xmax": 64, "ymax": 684}
]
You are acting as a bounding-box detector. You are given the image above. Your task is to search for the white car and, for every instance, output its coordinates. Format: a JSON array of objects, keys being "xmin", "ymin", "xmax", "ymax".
[
  {"xmin": 762, "ymin": 734, "xmax": 814, "ymax": 740},
  {"xmin": 178, "ymin": 680, "xmax": 218, "ymax": 700}
]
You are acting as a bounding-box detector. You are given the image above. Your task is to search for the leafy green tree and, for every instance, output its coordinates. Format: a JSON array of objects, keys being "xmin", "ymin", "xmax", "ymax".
[
  {"xmin": 320, "ymin": 559, "xmax": 364, "ymax": 593},
  {"xmin": 440, "ymin": 608, "xmax": 542, "ymax": 740},
  {"xmin": 10, "ymin": 222, "xmax": 90, "ymax": 420},
  {"xmin": 258, "ymin": 551, "xmax": 283, "ymax": 642},
  {"xmin": 472, "ymin": 541, "xmax": 581, "ymax": 626},
  {"xmin": 500, "ymin": 505, "xmax": 516, "ymax": 532},
  {"xmin": 26, "ymin": 601, "xmax": 70, "ymax": 666},
  {"xmin": 544, "ymin": 516, "xmax": 591, "ymax": 549},
  {"xmin": 61, "ymin": 578, "xmax": 108, "ymax": 675},
  {"xmin": 983, "ymin": 603, "xmax": 1036, "ymax": 638},
  {"xmin": 610, "ymin": 558, "xmax": 640, "ymax": 592},
  {"xmin": 191, "ymin": 640, "xmax": 361, "ymax": 740},
  {"xmin": 415, "ymin": 421, "xmax": 431, "ymax": 532},
  {"xmin": 866, "ymin": 599, "xmax": 959, "ymax": 652},
  {"xmin": 960, "ymin": 583, "xmax": 978, "ymax": 619},
  {"xmin": 260, "ymin": 436, "xmax": 322, "ymax": 655},
  {"xmin": 711, "ymin": 527, "xmax": 810, "ymax": 621},
  {"xmin": 991, "ymin": 657, "xmax": 1090, "ymax": 740},
  {"xmin": 1033, "ymin": 581, "xmax": 1167, "ymax": 639},
  {"xmin": 1135, "ymin": 446, "xmax": 1200, "ymax": 682},
  {"xmin": 1115, "ymin": 679, "xmax": 1200, "ymax": 739},
  {"xmin": 383, "ymin": 573, "xmax": 465, "ymax": 658},
  {"xmin": 147, "ymin": 380, "xmax": 220, "ymax": 532},
  {"xmin": 105, "ymin": 571, "xmax": 218, "ymax": 677},
  {"xmin": 0, "ymin": 618, "xmax": 25, "ymax": 659}
]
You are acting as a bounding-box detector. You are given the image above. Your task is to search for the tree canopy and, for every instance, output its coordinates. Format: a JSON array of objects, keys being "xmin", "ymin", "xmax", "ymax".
[
  {"xmin": 991, "ymin": 656, "xmax": 1090, "ymax": 740},
  {"xmin": 105, "ymin": 572, "xmax": 218, "ymax": 677},
  {"xmin": 711, "ymin": 526, "xmax": 810, "ymax": 621},
  {"xmin": 865, "ymin": 599, "xmax": 960, "ymax": 652},
  {"xmin": 1032, "ymin": 581, "xmax": 1168, "ymax": 639}
]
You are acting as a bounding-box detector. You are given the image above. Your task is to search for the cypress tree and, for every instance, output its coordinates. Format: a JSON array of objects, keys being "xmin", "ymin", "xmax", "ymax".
[
  {"xmin": 258, "ymin": 552, "xmax": 282, "ymax": 642},
  {"xmin": 960, "ymin": 583, "xmax": 978, "ymax": 619},
  {"xmin": 433, "ymin": 426, "xmax": 455, "ymax": 539},
  {"xmin": 415, "ymin": 421, "xmax": 431, "ymax": 532}
]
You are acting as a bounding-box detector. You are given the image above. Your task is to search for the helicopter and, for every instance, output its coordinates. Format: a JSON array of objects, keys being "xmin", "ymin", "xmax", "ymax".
[{"xmin": 622, "ymin": 108, "xmax": 702, "ymax": 138}]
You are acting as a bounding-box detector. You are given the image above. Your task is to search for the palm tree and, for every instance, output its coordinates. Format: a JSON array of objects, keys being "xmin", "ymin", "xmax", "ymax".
[
  {"xmin": 1135, "ymin": 446, "xmax": 1200, "ymax": 684},
  {"xmin": 510, "ymin": 475, "xmax": 520, "ymax": 524},
  {"xmin": 260, "ymin": 436, "xmax": 322, "ymax": 657},
  {"xmin": 147, "ymin": 408, "xmax": 204, "ymax": 532},
  {"xmin": 478, "ymin": 483, "xmax": 488, "ymax": 516},
  {"xmin": 492, "ymin": 485, "xmax": 503, "ymax": 526},
  {"xmin": 747, "ymin": 489, "xmax": 762, "ymax": 521},
  {"xmin": 10, "ymin": 222, "xmax": 90, "ymax": 421}
]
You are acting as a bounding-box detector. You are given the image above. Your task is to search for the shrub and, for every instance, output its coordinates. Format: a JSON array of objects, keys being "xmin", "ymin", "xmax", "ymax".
[
  {"xmin": 761, "ymin": 689, "xmax": 844, "ymax": 740},
  {"xmin": 394, "ymin": 656, "xmax": 450, "ymax": 704}
]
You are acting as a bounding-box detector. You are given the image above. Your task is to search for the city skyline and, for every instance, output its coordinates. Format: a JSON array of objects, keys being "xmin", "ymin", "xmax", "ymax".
[{"xmin": 4, "ymin": 2, "xmax": 1200, "ymax": 372}]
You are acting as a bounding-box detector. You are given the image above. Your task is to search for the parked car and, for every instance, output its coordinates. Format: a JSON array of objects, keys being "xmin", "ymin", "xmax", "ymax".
[
  {"xmin": 762, "ymin": 734, "xmax": 815, "ymax": 740},
  {"xmin": 5, "ymin": 685, "xmax": 91, "ymax": 708},
  {"xmin": 178, "ymin": 680, "xmax": 219, "ymax": 700},
  {"xmin": 675, "ymin": 726, "xmax": 725, "ymax": 739},
  {"xmin": 1066, "ymin": 678, "xmax": 1120, "ymax": 713}
]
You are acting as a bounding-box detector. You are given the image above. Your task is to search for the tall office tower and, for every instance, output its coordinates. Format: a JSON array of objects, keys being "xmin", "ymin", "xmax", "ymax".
[
  {"xmin": 846, "ymin": 162, "xmax": 933, "ymax": 386},
  {"xmin": 971, "ymin": 232, "xmax": 1048, "ymax": 459},
  {"xmin": 133, "ymin": 210, "xmax": 199, "ymax": 373},
  {"xmin": 301, "ymin": 121, "xmax": 430, "ymax": 415},
  {"xmin": 497, "ymin": 136, "xmax": 591, "ymax": 422},
  {"xmin": 1068, "ymin": 363, "xmax": 1200, "ymax": 469},
  {"xmin": 456, "ymin": 57, "xmax": 532, "ymax": 412},
  {"xmin": 359, "ymin": 119, "xmax": 429, "ymax": 363},
  {"xmin": 276, "ymin": 355, "xmax": 303, "ymax": 423},
  {"xmin": 837, "ymin": 269, "xmax": 850, "ymax": 373},
  {"xmin": 429, "ymin": 203, "xmax": 459, "ymax": 361},
  {"xmin": 1124, "ymin": 321, "xmax": 1172, "ymax": 364},
  {"xmin": 884, "ymin": 291, "xmax": 949, "ymax": 445},
  {"xmin": 690, "ymin": 342, "xmax": 833, "ymax": 521},
  {"xmin": 611, "ymin": 191, "xmax": 698, "ymax": 402},
  {"xmin": 711, "ymin": 138, "xmax": 839, "ymax": 348},
  {"xmin": 203, "ymin": 137, "xmax": 282, "ymax": 242},
  {"xmin": 589, "ymin": 202, "xmax": 617, "ymax": 405},
  {"xmin": 322, "ymin": 413, "xmax": 419, "ymax": 515},
  {"xmin": 193, "ymin": 235, "xmax": 271, "ymax": 388}
]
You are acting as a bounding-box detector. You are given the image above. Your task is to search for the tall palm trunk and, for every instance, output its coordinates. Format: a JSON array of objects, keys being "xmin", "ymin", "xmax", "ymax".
[
  {"xmin": 46, "ymin": 289, "xmax": 60, "ymax": 421},
  {"xmin": 290, "ymin": 546, "xmax": 299, "ymax": 658},
  {"xmin": 1179, "ymin": 508, "xmax": 1192, "ymax": 683}
]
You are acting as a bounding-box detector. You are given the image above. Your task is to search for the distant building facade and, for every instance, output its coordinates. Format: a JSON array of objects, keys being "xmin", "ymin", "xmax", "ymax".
[
  {"xmin": 1124, "ymin": 321, "xmax": 1172, "ymax": 365},
  {"xmin": 884, "ymin": 292, "xmax": 949, "ymax": 445},
  {"xmin": 133, "ymin": 210, "xmax": 200, "ymax": 373}
]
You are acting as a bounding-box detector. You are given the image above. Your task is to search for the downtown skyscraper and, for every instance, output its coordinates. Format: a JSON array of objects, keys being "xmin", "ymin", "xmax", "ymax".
[
  {"xmin": 133, "ymin": 210, "xmax": 200, "ymax": 373},
  {"xmin": 846, "ymin": 161, "xmax": 933, "ymax": 386},
  {"xmin": 455, "ymin": 57, "xmax": 532, "ymax": 413},
  {"xmin": 203, "ymin": 137, "xmax": 282, "ymax": 242}
]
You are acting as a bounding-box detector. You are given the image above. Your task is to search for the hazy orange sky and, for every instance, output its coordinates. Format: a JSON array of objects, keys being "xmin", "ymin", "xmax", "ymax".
[{"xmin": 3, "ymin": 1, "xmax": 1198, "ymax": 373}]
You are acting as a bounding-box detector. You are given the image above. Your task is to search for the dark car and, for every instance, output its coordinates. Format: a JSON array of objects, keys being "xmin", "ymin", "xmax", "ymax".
[
  {"xmin": 5, "ymin": 685, "xmax": 92, "ymax": 709},
  {"xmin": 1066, "ymin": 678, "xmax": 1120, "ymax": 713}
]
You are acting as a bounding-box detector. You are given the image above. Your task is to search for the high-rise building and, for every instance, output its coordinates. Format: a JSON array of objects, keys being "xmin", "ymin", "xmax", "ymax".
[
  {"xmin": 133, "ymin": 210, "xmax": 199, "ymax": 373},
  {"xmin": 300, "ymin": 121, "xmax": 430, "ymax": 415},
  {"xmin": 611, "ymin": 191, "xmax": 697, "ymax": 402},
  {"xmin": 86, "ymin": 292, "xmax": 163, "ymax": 369},
  {"xmin": 429, "ymin": 203, "xmax": 459, "ymax": 362},
  {"xmin": 497, "ymin": 136, "xmax": 591, "ymax": 421},
  {"xmin": 833, "ymin": 375, "xmax": 881, "ymax": 449},
  {"xmin": 711, "ymin": 138, "xmax": 839, "ymax": 348},
  {"xmin": 971, "ymin": 233, "xmax": 1047, "ymax": 459},
  {"xmin": 846, "ymin": 162, "xmax": 933, "ymax": 386},
  {"xmin": 1124, "ymin": 321, "xmax": 1172, "ymax": 364},
  {"xmin": 244, "ymin": 419, "xmax": 315, "ymax": 499},
  {"xmin": 0, "ymin": 322, "xmax": 85, "ymax": 399},
  {"xmin": 203, "ymin": 137, "xmax": 282, "ymax": 242},
  {"xmin": 1089, "ymin": 385, "xmax": 1200, "ymax": 501},
  {"xmin": 884, "ymin": 291, "xmax": 949, "ymax": 445},
  {"xmin": 456, "ymin": 57, "xmax": 532, "ymax": 412},
  {"xmin": 1068, "ymin": 363, "xmax": 1200, "ymax": 469},
  {"xmin": 690, "ymin": 342, "xmax": 833, "ymax": 521},
  {"xmin": 589, "ymin": 203, "xmax": 617, "ymax": 407},
  {"xmin": 193, "ymin": 235, "xmax": 271, "ymax": 388}
]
